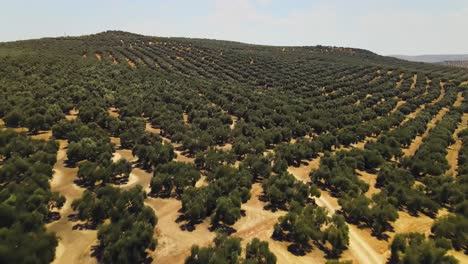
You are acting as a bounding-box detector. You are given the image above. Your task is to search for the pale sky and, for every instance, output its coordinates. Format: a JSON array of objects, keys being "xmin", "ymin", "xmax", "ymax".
[{"xmin": 1, "ymin": 0, "xmax": 467, "ymax": 55}]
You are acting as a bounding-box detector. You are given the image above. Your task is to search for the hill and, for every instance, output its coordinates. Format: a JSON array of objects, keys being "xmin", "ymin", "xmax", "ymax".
[
  {"xmin": 392, "ymin": 54, "xmax": 468, "ymax": 63},
  {"xmin": 0, "ymin": 31, "xmax": 467, "ymax": 264}
]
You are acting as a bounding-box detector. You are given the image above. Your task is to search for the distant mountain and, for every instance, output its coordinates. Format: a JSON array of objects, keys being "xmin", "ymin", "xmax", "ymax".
[{"xmin": 391, "ymin": 54, "xmax": 468, "ymax": 63}]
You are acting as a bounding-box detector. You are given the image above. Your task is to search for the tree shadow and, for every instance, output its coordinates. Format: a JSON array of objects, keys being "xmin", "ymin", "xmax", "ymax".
[
  {"xmin": 91, "ymin": 245, "xmax": 102, "ymax": 259},
  {"xmin": 287, "ymin": 243, "xmax": 311, "ymax": 256},
  {"xmin": 46, "ymin": 212, "xmax": 61, "ymax": 223},
  {"xmin": 176, "ymin": 214, "xmax": 203, "ymax": 232},
  {"xmin": 373, "ymin": 232, "xmax": 391, "ymax": 241},
  {"xmin": 64, "ymin": 159, "xmax": 78, "ymax": 168},
  {"xmin": 110, "ymin": 176, "xmax": 130, "ymax": 185},
  {"xmin": 73, "ymin": 178, "xmax": 96, "ymax": 189},
  {"xmin": 209, "ymin": 223, "xmax": 237, "ymax": 235},
  {"xmin": 262, "ymin": 203, "xmax": 287, "ymax": 212}
]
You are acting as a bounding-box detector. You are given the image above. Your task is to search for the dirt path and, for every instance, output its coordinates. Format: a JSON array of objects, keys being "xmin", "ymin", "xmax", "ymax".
[
  {"xmin": 402, "ymin": 106, "xmax": 450, "ymax": 156},
  {"xmin": 315, "ymin": 194, "xmax": 385, "ymax": 264},
  {"xmin": 398, "ymin": 80, "xmax": 444, "ymax": 127},
  {"xmin": 390, "ymin": 100, "xmax": 406, "ymax": 114},
  {"xmin": 288, "ymin": 158, "xmax": 385, "ymax": 264},
  {"xmin": 446, "ymin": 106, "xmax": 468, "ymax": 176},
  {"xmin": 46, "ymin": 140, "xmax": 97, "ymax": 264},
  {"xmin": 403, "ymin": 86, "xmax": 454, "ymax": 157},
  {"xmin": 395, "ymin": 77, "xmax": 404, "ymax": 89},
  {"xmin": 410, "ymin": 74, "xmax": 417, "ymax": 89}
]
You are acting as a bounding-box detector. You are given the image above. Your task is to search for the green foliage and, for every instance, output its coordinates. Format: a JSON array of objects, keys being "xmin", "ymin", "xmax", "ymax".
[
  {"xmin": 339, "ymin": 193, "xmax": 398, "ymax": 236},
  {"xmin": 181, "ymin": 166, "xmax": 252, "ymax": 226},
  {"xmin": 390, "ymin": 233, "xmax": 458, "ymax": 264},
  {"xmin": 72, "ymin": 186, "xmax": 157, "ymax": 263},
  {"xmin": 262, "ymin": 172, "xmax": 310, "ymax": 209},
  {"xmin": 431, "ymin": 214, "xmax": 467, "ymax": 251},
  {"xmin": 273, "ymin": 204, "xmax": 330, "ymax": 251},
  {"xmin": 132, "ymin": 142, "xmax": 175, "ymax": 170},
  {"xmin": 244, "ymin": 238, "xmax": 277, "ymax": 264},
  {"xmin": 151, "ymin": 161, "xmax": 200, "ymax": 197},
  {"xmin": 0, "ymin": 131, "xmax": 60, "ymax": 263},
  {"xmin": 185, "ymin": 234, "xmax": 242, "ymax": 264},
  {"xmin": 323, "ymin": 214, "xmax": 350, "ymax": 257}
]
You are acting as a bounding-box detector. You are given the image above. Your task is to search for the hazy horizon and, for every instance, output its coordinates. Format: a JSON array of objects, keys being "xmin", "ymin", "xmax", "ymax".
[{"xmin": 2, "ymin": 0, "xmax": 467, "ymax": 56}]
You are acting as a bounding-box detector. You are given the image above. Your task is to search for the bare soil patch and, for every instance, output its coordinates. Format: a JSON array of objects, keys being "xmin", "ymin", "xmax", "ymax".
[
  {"xmin": 233, "ymin": 184, "xmax": 337, "ymax": 264},
  {"xmin": 107, "ymin": 107, "xmax": 119, "ymax": 118},
  {"xmin": 126, "ymin": 58, "xmax": 136, "ymax": 69},
  {"xmin": 230, "ymin": 115, "xmax": 238, "ymax": 130},
  {"xmin": 146, "ymin": 198, "xmax": 215, "ymax": 263},
  {"xmin": 214, "ymin": 143, "xmax": 233, "ymax": 152},
  {"xmin": 287, "ymin": 157, "xmax": 321, "ymax": 182},
  {"xmin": 31, "ymin": 130, "xmax": 53, "ymax": 140},
  {"xmin": 47, "ymin": 140, "xmax": 97, "ymax": 264},
  {"xmin": 108, "ymin": 53, "xmax": 118, "ymax": 64},
  {"xmin": 145, "ymin": 122, "xmax": 161, "ymax": 135},
  {"xmin": 356, "ymin": 170, "xmax": 379, "ymax": 198},
  {"xmin": 65, "ymin": 108, "xmax": 79, "ymax": 121}
]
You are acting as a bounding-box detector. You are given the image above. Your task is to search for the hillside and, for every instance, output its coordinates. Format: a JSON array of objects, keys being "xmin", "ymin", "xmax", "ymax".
[
  {"xmin": 0, "ymin": 31, "xmax": 467, "ymax": 264},
  {"xmin": 392, "ymin": 54, "xmax": 468, "ymax": 63}
]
